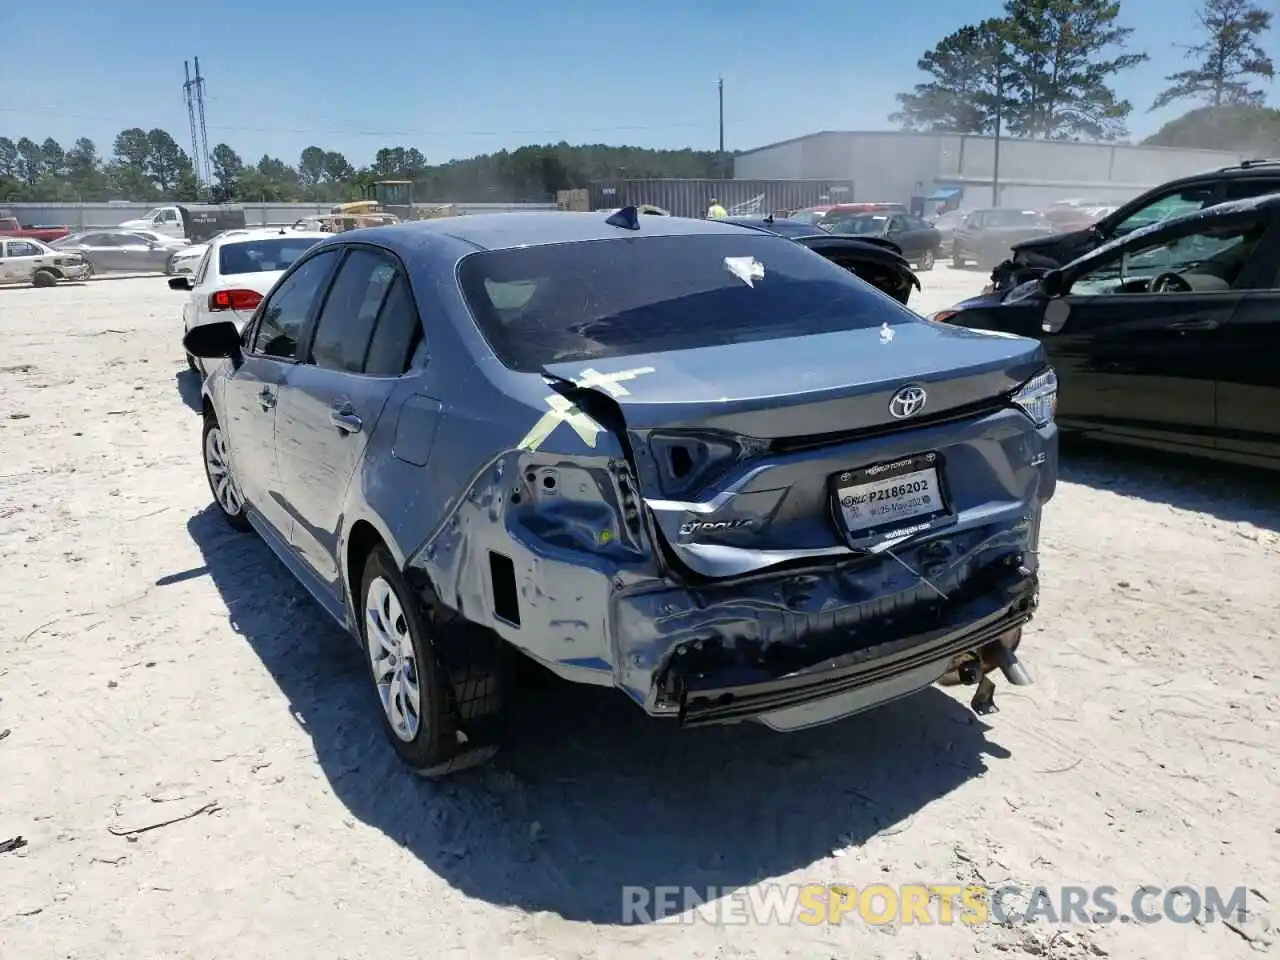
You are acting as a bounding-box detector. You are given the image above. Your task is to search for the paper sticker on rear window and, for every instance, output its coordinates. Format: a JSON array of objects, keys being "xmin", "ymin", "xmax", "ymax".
[{"xmin": 724, "ymin": 255, "xmax": 765, "ymax": 287}]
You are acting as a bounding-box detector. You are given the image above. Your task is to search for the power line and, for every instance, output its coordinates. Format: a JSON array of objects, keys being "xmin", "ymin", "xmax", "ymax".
[{"xmin": 0, "ymin": 104, "xmax": 722, "ymax": 140}]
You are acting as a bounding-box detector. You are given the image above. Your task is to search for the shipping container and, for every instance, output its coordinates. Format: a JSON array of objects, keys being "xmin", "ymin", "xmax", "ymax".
[
  {"xmin": 556, "ymin": 188, "xmax": 590, "ymax": 211},
  {"xmin": 587, "ymin": 178, "xmax": 856, "ymax": 218}
]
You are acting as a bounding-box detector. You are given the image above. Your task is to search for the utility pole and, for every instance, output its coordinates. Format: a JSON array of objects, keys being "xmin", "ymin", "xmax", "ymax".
[
  {"xmin": 183, "ymin": 61, "xmax": 201, "ymax": 193},
  {"xmin": 193, "ymin": 57, "xmax": 211, "ymax": 193},
  {"xmin": 718, "ymin": 76, "xmax": 726, "ymax": 178},
  {"xmin": 991, "ymin": 53, "xmax": 1004, "ymax": 208},
  {"xmin": 183, "ymin": 58, "xmax": 212, "ymax": 197}
]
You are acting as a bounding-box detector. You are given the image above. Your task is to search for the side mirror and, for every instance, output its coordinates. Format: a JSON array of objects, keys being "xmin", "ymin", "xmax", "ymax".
[
  {"xmin": 1042, "ymin": 298, "xmax": 1071, "ymax": 334},
  {"xmin": 1038, "ymin": 270, "xmax": 1066, "ymax": 298},
  {"xmin": 183, "ymin": 320, "xmax": 243, "ymax": 364},
  {"xmin": 168, "ymin": 276, "xmax": 191, "ymax": 291}
]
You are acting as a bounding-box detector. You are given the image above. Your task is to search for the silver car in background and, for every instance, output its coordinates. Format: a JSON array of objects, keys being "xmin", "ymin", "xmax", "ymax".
[{"xmin": 51, "ymin": 229, "xmax": 190, "ymax": 274}]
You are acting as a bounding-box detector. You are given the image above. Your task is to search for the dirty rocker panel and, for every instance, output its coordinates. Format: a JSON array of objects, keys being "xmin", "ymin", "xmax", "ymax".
[{"xmin": 829, "ymin": 451, "xmax": 954, "ymax": 544}]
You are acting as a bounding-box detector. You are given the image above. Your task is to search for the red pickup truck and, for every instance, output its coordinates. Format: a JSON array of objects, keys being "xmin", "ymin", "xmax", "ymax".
[{"xmin": 0, "ymin": 215, "xmax": 71, "ymax": 243}]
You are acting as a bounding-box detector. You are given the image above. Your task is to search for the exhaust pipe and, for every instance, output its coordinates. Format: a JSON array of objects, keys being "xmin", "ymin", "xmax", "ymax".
[{"xmin": 989, "ymin": 642, "xmax": 1032, "ymax": 686}]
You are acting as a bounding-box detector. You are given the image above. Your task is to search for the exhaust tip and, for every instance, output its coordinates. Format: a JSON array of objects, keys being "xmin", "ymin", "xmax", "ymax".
[{"xmin": 991, "ymin": 644, "xmax": 1033, "ymax": 686}]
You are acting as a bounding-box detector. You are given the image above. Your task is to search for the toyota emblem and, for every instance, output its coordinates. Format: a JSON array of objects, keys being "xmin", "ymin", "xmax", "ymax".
[{"xmin": 888, "ymin": 385, "xmax": 928, "ymax": 419}]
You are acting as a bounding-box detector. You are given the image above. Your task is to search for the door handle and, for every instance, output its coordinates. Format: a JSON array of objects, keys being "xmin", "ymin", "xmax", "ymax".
[
  {"xmin": 1166, "ymin": 318, "xmax": 1219, "ymax": 332},
  {"xmin": 258, "ymin": 387, "xmax": 276, "ymax": 410},
  {"xmin": 329, "ymin": 405, "xmax": 362, "ymax": 434}
]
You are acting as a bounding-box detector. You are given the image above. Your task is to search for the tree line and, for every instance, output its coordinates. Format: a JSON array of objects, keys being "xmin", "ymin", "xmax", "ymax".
[
  {"xmin": 891, "ymin": 0, "xmax": 1274, "ymax": 142},
  {"xmin": 0, "ymin": 131, "xmax": 724, "ymax": 205}
]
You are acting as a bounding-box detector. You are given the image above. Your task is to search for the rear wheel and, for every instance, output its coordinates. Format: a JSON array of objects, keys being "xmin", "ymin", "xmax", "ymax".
[
  {"xmin": 202, "ymin": 412, "xmax": 251, "ymax": 532},
  {"xmin": 950, "ymin": 244, "xmax": 966, "ymax": 269},
  {"xmin": 918, "ymin": 248, "xmax": 936, "ymax": 271},
  {"xmin": 360, "ymin": 545, "xmax": 506, "ymax": 777}
]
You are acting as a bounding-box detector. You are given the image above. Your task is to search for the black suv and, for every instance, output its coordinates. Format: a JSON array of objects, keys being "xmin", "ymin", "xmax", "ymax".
[{"xmin": 992, "ymin": 159, "xmax": 1280, "ymax": 288}]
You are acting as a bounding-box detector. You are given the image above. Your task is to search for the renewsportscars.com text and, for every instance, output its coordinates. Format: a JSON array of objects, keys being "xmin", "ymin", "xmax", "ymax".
[{"xmin": 621, "ymin": 883, "xmax": 1249, "ymax": 926}]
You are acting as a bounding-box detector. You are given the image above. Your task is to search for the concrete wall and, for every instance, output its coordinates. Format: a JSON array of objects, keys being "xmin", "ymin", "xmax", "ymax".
[
  {"xmin": 734, "ymin": 131, "xmax": 1249, "ymax": 210},
  {"xmin": 733, "ymin": 132, "xmax": 946, "ymax": 206},
  {"xmin": 5, "ymin": 200, "xmax": 558, "ymax": 229}
]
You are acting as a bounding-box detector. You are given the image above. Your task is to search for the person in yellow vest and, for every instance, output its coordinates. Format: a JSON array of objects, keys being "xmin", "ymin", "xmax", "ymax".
[{"xmin": 706, "ymin": 198, "xmax": 728, "ymax": 218}]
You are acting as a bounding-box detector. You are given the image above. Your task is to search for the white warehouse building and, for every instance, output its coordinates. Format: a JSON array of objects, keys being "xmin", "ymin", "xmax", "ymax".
[{"xmin": 732, "ymin": 130, "xmax": 1251, "ymax": 212}]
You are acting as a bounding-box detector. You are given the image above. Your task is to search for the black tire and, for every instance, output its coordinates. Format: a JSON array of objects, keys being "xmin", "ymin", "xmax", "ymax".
[
  {"xmin": 360, "ymin": 545, "xmax": 506, "ymax": 777},
  {"xmin": 918, "ymin": 248, "xmax": 936, "ymax": 271},
  {"xmin": 31, "ymin": 269, "xmax": 57, "ymax": 288},
  {"xmin": 201, "ymin": 412, "xmax": 252, "ymax": 532},
  {"xmin": 951, "ymin": 244, "xmax": 965, "ymax": 269}
]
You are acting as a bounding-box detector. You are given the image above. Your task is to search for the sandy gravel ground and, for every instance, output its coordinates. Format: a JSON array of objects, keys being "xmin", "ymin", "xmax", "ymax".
[{"xmin": 1, "ymin": 271, "xmax": 1277, "ymax": 959}]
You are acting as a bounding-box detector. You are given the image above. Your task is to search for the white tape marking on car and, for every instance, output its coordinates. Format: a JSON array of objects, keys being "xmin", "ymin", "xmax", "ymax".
[
  {"xmin": 724, "ymin": 255, "xmax": 765, "ymax": 287},
  {"xmin": 518, "ymin": 366, "xmax": 657, "ymax": 452},
  {"xmin": 573, "ymin": 366, "xmax": 656, "ymax": 397},
  {"xmin": 518, "ymin": 393, "xmax": 603, "ymax": 452},
  {"xmin": 880, "ymin": 321, "xmax": 895, "ymax": 344}
]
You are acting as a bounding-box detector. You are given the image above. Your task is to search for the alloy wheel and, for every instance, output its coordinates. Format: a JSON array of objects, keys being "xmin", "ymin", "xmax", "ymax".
[
  {"xmin": 203, "ymin": 425, "xmax": 243, "ymax": 516},
  {"xmin": 365, "ymin": 576, "xmax": 422, "ymax": 742}
]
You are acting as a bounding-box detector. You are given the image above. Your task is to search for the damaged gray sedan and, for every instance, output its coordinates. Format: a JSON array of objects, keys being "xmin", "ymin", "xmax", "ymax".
[{"xmin": 183, "ymin": 207, "xmax": 1059, "ymax": 776}]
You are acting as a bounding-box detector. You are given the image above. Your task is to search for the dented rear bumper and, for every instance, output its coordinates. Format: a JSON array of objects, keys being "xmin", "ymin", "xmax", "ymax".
[{"xmin": 612, "ymin": 518, "xmax": 1038, "ymax": 727}]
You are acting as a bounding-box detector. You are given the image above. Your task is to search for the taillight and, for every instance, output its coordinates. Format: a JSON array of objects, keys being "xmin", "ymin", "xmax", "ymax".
[{"xmin": 209, "ymin": 288, "xmax": 263, "ymax": 312}]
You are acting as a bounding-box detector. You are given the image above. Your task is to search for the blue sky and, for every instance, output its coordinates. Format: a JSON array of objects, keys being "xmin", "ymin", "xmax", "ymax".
[{"xmin": 0, "ymin": 0, "xmax": 1266, "ymax": 167}]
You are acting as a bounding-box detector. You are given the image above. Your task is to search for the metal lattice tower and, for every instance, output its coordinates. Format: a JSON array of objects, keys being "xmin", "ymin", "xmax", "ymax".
[{"xmin": 182, "ymin": 58, "xmax": 212, "ymax": 193}]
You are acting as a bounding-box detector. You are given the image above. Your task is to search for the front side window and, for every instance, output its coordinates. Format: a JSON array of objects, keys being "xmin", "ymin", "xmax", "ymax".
[
  {"xmin": 458, "ymin": 233, "xmax": 913, "ymax": 372},
  {"xmin": 250, "ymin": 249, "xmax": 341, "ymax": 359},
  {"xmin": 1223, "ymin": 179, "xmax": 1280, "ymax": 202},
  {"xmin": 308, "ymin": 249, "xmax": 397, "ymax": 373},
  {"xmin": 161, "ymin": 209, "xmax": 179, "ymax": 222},
  {"xmin": 1110, "ymin": 186, "xmax": 1217, "ymax": 238},
  {"xmin": 8, "ymin": 241, "xmax": 40, "ymax": 258},
  {"xmin": 1067, "ymin": 219, "xmax": 1266, "ymax": 296}
]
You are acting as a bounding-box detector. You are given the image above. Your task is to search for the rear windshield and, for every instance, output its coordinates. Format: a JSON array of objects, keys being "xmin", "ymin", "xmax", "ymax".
[
  {"xmin": 788, "ymin": 209, "xmax": 827, "ymax": 224},
  {"xmin": 219, "ymin": 237, "xmax": 322, "ymax": 275},
  {"xmin": 457, "ymin": 234, "xmax": 910, "ymax": 372},
  {"xmin": 985, "ymin": 210, "xmax": 1048, "ymax": 228},
  {"xmin": 823, "ymin": 214, "xmax": 889, "ymax": 233}
]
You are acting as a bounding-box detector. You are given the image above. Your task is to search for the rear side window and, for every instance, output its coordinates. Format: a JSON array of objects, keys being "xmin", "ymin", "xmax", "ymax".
[
  {"xmin": 220, "ymin": 237, "xmax": 323, "ymax": 275},
  {"xmin": 364, "ymin": 275, "xmax": 423, "ymax": 376},
  {"xmin": 309, "ymin": 249, "xmax": 397, "ymax": 373},
  {"xmin": 457, "ymin": 234, "xmax": 911, "ymax": 372},
  {"xmin": 250, "ymin": 249, "xmax": 341, "ymax": 359}
]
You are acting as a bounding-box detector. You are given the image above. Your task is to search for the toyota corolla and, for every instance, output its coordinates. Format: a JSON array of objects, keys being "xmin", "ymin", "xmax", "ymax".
[{"xmin": 183, "ymin": 207, "xmax": 1059, "ymax": 776}]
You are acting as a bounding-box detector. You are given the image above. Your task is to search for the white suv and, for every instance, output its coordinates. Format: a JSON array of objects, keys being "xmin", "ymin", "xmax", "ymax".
[{"xmin": 172, "ymin": 227, "xmax": 330, "ymax": 374}]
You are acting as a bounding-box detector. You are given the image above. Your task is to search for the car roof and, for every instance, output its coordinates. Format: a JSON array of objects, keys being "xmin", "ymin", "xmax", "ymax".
[{"xmin": 343, "ymin": 211, "xmax": 769, "ymax": 253}]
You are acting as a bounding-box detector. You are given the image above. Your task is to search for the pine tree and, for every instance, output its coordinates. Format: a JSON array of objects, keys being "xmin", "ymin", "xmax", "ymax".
[{"xmin": 1151, "ymin": 0, "xmax": 1274, "ymax": 110}]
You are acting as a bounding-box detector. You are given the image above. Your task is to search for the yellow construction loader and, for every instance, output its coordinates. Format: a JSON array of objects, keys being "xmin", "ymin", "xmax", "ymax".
[{"xmin": 357, "ymin": 180, "xmax": 458, "ymax": 221}]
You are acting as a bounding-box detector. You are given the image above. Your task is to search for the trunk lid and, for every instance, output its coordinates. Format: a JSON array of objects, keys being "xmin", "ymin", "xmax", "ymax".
[
  {"xmin": 543, "ymin": 319, "xmax": 1042, "ymax": 437},
  {"xmin": 544, "ymin": 321, "xmax": 1050, "ymax": 578}
]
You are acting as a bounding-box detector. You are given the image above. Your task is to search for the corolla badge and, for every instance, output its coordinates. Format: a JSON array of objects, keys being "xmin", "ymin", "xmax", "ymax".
[
  {"xmin": 888, "ymin": 384, "xmax": 928, "ymax": 419},
  {"xmin": 679, "ymin": 518, "xmax": 755, "ymax": 537}
]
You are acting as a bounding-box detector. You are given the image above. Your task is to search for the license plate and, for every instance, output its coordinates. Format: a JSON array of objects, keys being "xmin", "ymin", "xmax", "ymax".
[{"xmin": 832, "ymin": 452, "xmax": 949, "ymax": 541}]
